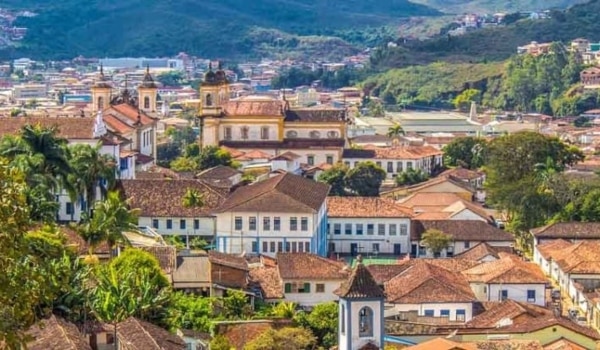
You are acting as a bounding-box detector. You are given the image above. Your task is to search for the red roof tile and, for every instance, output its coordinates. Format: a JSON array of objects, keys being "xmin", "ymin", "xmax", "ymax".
[
  {"xmin": 277, "ymin": 253, "xmax": 348, "ymax": 280},
  {"xmin": 0, "ymin": 116, "xmax": 96, "ymax": 139},
  {"xmin": 327, "ymin": 196, "xmax": 413, "ymax": 218}
]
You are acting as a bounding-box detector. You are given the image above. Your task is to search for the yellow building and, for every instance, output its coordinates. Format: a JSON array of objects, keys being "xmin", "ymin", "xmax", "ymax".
[{"xmin": 197, "ymin": 65, "xmax": 347, "ymax": 166}]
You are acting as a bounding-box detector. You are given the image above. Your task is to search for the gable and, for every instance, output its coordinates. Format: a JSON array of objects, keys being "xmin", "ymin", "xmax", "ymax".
[
  {"xmin": 416, "ymin": 181, "xmax": 473, "ymax": 194},
  {"xmin": 451, "ymin": 209, "xmax": 488, "ymax": 221}
]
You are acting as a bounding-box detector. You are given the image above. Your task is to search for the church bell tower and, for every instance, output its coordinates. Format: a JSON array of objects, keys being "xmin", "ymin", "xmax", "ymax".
[
  {"xmin": 198, "ymin": 62, "xmax": 230, "ymax": 148},
  {"xmin": 91, "ymin": 64, "xmax": 112, "ymax": 113},
  {"xmin": 138, "ymin": 65, "xmax": 158, "ymax": 113}
]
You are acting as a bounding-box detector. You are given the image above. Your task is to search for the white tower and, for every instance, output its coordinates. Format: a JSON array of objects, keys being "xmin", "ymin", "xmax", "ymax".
[{"xmin": 336, "ymin": 255, "xmax": 385, "ymax": 350}]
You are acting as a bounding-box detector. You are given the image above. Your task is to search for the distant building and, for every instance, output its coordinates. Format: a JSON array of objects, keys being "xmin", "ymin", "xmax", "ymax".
[
  {"xmin": 517, "ymin": 41, "xmax": 552, "ymax": 56},
  {"xmin": 12, "ymin": 84, "xmax": 47, "ymax": 100},
  {"xmin": 99, "ymin": 57, "xmax": 184, "ymax": 71}
]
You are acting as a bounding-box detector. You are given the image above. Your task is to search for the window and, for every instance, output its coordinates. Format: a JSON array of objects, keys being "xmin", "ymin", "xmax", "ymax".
[
  {"xmin": 284, "ymin": 283, "xmax": 292, "ymax": 293},
  {"xmin": 205, "ymin": 94, "xmax": 213, "ymax": 106},
  {"xmin": 301, "ymin": 217, "xmax": 308, "ymax": 231},
  {"xmin": 249, "ymin": 216, "xmax": 257, "ymax": 231},
  {"xmin": 274, "ymin": 217, "xmax": 281, "ymax": 231},
  {"xmin": 333, "ymin": 224, "xmax": 342, "ymax": 235},
  {"xmin": 316, "ymin": 283, "xmax": 325, "ymax": 293},
  {"xmin": 298, "ymin": 242, "xmax": 304, "ymax": 252},
  {"xmin": 286, "ymin": 130, "xmax": 298, "ymax": 138},
  {"xmin": 166, "ymin": 219, "xmax": 173, "ymax": 229},
  {"xmin": 440, "ymin": 309, "xmax": 450, "ymax": 317},
  {"xmin": 344, "ymin": 161, "xmax": 350, "ymax": 167},
  {"xmin": 287, "ymin": 282, "xmax": 311, "ymax": 293},
  {"xmin": 234, "ymin": 217, "xmax": 243, "ymax": 231},
  {"xmin": 387, "ymin": 162, "xmax": 393, "ymax": 172},
  {"xmin": 120, "ymin": 158, "xmax": 129, "ymax": 170},
  {"xmin": 144, "ymin": 96, "xmax": 150, "ymax": 109},
  {"xmin": 305, "ymin": 242, "xmax": 310, "ymax": 252},
  {"xmin": 106, "ymin": 333, "xmax": 115, "ymax": 345},
  {"xmin": 424, "ymin": 310, "xmax": 434, "ymax": 317},
  {"xmin": 292, "ymin": 242, "xmax": 297, "ymax": 253},
  {"xmin": 277, "ymin": 242, "xmax": 283, "ymax": 252},
  {"xmin": 251, "ymin": 241, "xmax": 258, "ymax": 253},
  {"xmin": 285, "ymin": 242, "xmax": 291, "ymax": 252},
  {"xmin": 194, "ymin": 219, "xmax": 200, "ymax": 230},
  {"xmin": 341, "ymin": 305, "xmax": 345, "ymax": 334},
  {"xmin": 359, "ymin": 307, "xmax": 373, "ymax": 337},
  {"xmin": 483, "ymin": 286, "xmax": 487, "ymax": 294},
  {"xmin": 261, "ymin": 126, "xmax": 269, "ymax": 140},
  {"xmin": 407, "ymin": 161, "xmax": 413, "ymax": 169},
  {"xmin": 263, "ymin": 217, "xmax": 271, "ymax": 231},
  {"xmin": 97, "ymin": 96, "xmax": 105, "ymax": 111},
  {"xmin": 464, "ymin": 241, "xmax": 470, "ymax": 249},
  {"xmin": 345, "ymin": 223, "xmax": 352, "ymax": 235},
  {"xmin": 456, "ymin": 309, "xmax": 466, "ymax": 321},
  {"xmin": 152, "ymin": 219, "xmax": 159, "ymax": 229},
  {"xmin": 307, "ymin": 155, "xmax": 315, "ymax": 166},
  {"xmin": 527, "ymin": 290, "xmax": 536, "ymax": 303},
  {"xmin": 327, "ymin": 131, "xmax": 339, "ymax": 138},
  {"xmin": 376, "ymin": 161, "xmax": 382, "ymax": 168},
  {"xmin": 224, "ymin": 127, "xmax": 232, "ymax": 140},
  {"xmin": 270, "ymin": 242, "xmax": 276, "ymax": 253},
  {"xmin": 180, "ymin": 219, "xmax": 186, "ymax": 229},
  {"xmin": 397, "ymin": 162, "xmax": 403, "ymax": 173},
  {"xmin": 400, "ymin": 224, "xmax": 408, "ymax": 236},
  {"xmin": 367, "ymin": 224, "xmax": 374, "ymax": 235},
  {"xmin": 372, "ymin": 243, "xmax": 380, "ymax": 253},
  {"xmin": 356, "ymin": 224, "xmax": 364, "ymax": 235},
  {"xmin": 240, "ymin": 126, "xmax": 249, "ymax": 140},
  {"xmin": 66, "ymin": 202, "xmax": 74, "ymax": 215},
  {"xmin": 309, "ymin": 130, "xmax": 321, "ymax": 138},
  {"xmin": 290, "ymin": 217, "xmax": 298, "ymax": 231},
  {"xmin": 378, "ymin": 223, "xmax": 385, "ymax": 236},
  {"xmin": 262, "ymin": 241, "xmax": 268, "ymax": 253},
  {"xmin": 500, "ymin": 289, "xmax": 508, "ymax": 300},
  {"xmin": 389, "ymin": 224, "xmax": 397, "ymax": 236},
  {"xmin": 326, "ymin": 155, "xmax": 334, "ymax": 164}
]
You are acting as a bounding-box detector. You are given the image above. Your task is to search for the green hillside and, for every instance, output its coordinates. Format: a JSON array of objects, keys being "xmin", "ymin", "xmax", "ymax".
[
  {"xmin": 410, "ymin": 0, "xmax": 589, "ymax": 13},
  {"xmin": 3, "ymin": 0, "xmax": 440, "ymax": 60}
]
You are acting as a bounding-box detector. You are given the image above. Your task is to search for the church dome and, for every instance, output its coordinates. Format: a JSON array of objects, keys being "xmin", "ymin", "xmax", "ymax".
[
  {"xmin": 204, "ymin": 70, "xmax": 217, "ymax": 83},
  {"xmin": 215, "ymin": 69, "xmax": 227, "ymax": 83},
  {"xmin": 139, "ymin": 65, "xmax": 157, "ymax": 89}
]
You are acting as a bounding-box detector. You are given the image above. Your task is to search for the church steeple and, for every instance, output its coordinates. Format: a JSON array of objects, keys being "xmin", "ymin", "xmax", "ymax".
[
  {"xmin": 138, "ymin": 64, "xmax": 158, "ymax": 112},
  {"xmin": 91, "ymin": 63, "xmax": 112, "ymax": 113}
]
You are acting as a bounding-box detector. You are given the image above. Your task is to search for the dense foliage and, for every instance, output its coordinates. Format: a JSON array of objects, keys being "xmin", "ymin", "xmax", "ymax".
[
  {"xmin": 271, "ymin": 67, "xmax": 365, "ymax": 90},
  {"xmin": 443, "ymin": 137, "xmax": 488, "ymax": 169},
  {"xmin": 318, "ymin": 162, "xmax": 387, "ymax": 197}
]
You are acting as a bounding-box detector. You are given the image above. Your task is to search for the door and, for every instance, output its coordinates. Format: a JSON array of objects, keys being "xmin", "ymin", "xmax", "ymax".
[
  {"xmin": 411, "ymin": 244, "xmax": 418, "ymax": 257},
  {"xmin": 394, "ymin": 244, "xmax": 402, "ymax": 255},
  {"xmin": 328, "ymin": 242, "xmax": 336, "ymax": 254},
  {"xmin": 350, "ymin": 243, "xmax": 358, "ymax": 256}
]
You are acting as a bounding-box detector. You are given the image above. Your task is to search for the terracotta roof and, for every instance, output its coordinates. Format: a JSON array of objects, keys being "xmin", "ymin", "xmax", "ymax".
[
  {"xmin": 209, "ymin": 250, "xmax": 249, "ymax": 271},
  {"xmin": 550, "ymin": 241, "xmax": 600, "ymax": 274},
  {"xmin": 463, "ymin": 253, "xmax": 547, "ymax": 284},
  {"xmin": 336, "ymin": 257, "xmax": 385, "ymax": 299},
  {"xmin": 404, "ymin": 338, "xmax": 476, "ymax": 350},
  {"xmin": 220, "ymin": 146, "xmax": 246, "ymax": 158},
  {"xmin": 270, "ymin": 151, "xmax": 301, "ymax": 161},
  {"xmin": 366, "ymin": 263, "xmax": 413, "ymax": 285},
  {"xmin": 172, "ymin": 254, "xmax": 211, "ymax": 288},
  {"xmin": 26, "ymin": 315, "xmax": 92, "ymax": 350},
  {"xmin": 327, "ymin": 196, "xmax": 413, "ymax": 218},
  {"xmin": 109, "ymin": 103, "xmax": 156, "ymax": 126},
  {"xmin": 385, "ymin": 260, "xmax": 476, "ymax": 304},
  {"xmin": 471, "ymin": 340, "xmax": 543, "ymax": 350},
  {"xmin": 424, "ymin": 257, "xmax": 481, "ymax": 272},
  {"xmin": 442, "ymin": 201, "xmax": 493, "ymax": 222},
  {"xmin": 217, "ymin": 173, "xmax": 329, "ymax": 213},
  {"xmin": 403, "ymin": 176, "xmax": 475, "ymax": 194},
  {"xmin": 224, "ymin": 100, "xmax": 284, "ymax": 116},
  {"xmin": 196, "ymin": 165, "xmax": 240, "ymax": 180},
  {"xmin": 135, "ymin": 165, "xmax": 181, "ymax": 180},
  {"xmin": 137, "ymin": 246, "xmax": 177, "ymax": 274},
  {"xmin": 454, "ymin": 242, "xmax": 501, "ymax": 261},
  {"xmin": 104, "ymin": 113, "xmax": 135, "ymax": 134},
  {"xmin": 411, "ymin": 220, "xmax": 514, "ymax": 242},
  {"xmin": 117, "ymin": 317, "xmax": 186, "ymax": 350},
  {"xmin": 284, "ymin": 108, "xmax": 346, "ymax": 123},
  {"xmin": 119, "ymin": 179, "xmax": 226, "ymax": 217},
  {"xmin": 342, "ymin": 145, "xmax": 442, "ymax": 160},
  {"xmin": 0, "ymin": 117, "xmax": 96, "ymax": 139},
  {"xmin": 543, "ymin": 339, "xmax": 586, "ymax": 350},
  {"xmin": 531, "ymin": 222, "xmax": 600, "ymax": 239},
  {"xmin": 399, "ymin": 193, "xmax": 465, "ymax": 209},
  {"xmin": 215, "ymin": 320, "xmax": 293, "ymax": 350},
  {"xmin": 441, "ymin": 167, "xmax": 484, "ymax": 181},
  {"xmin": 235, "ymin": 149, "xmax": 272, "ymax": 160},
  {"xmin": 249, "ymin": 266, "xmax": 284, "ymax": 299},
  {"xmin": 59, "ymin": 225, "xmax": 110, "ymax": 255},
  {"xmin": 535, "ymin": 239, "xmax": 573, "ymax": 260},
  {"xmin": 277, "ymin": 253, "xmax": 348, "ymax": 280}
]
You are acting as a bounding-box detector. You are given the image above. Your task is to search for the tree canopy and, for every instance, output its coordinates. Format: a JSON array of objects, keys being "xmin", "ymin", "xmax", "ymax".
[
  {"xmin": 420, "ymin": 229, "xmax": 453, "ymax": 257},
  {"xmin": 443, "ymin": 137, "xmax": 488, "ymax": 169},
  {"xmin": 318, "ymin": 161, "xmax": 386, "ymax": 196}
]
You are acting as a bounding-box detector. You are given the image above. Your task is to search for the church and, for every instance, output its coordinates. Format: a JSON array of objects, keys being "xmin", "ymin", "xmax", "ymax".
[{"xmin": 197, "ymin": 65, "xmax": 349, "ymax": 166}]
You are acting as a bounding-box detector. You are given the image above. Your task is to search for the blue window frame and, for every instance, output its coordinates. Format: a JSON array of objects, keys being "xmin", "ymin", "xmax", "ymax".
[
  {"xmin": 424, "ymin": 310, "xmax": 434, "ymax": 317},
  {"xmin": 120, "ymin": 158, "xmax": 128, "ymax": 170},
  {"xmin": 527, "ymin": 289, "xmax": 536, "ymax": 302},
  {"xmin": 440, "ymin": 309, "xmax": 450, "ymax": 317},
  {"xmin": 152, "ymin": 219, "xmax": 159, "ymax": 229},
  {"xmin": 456, "ymin": 309, "xmax": 466, "ymax": 321},
  {"xmin": 166, "ymin": 219, "xmax": 172, "ymax": 229}
]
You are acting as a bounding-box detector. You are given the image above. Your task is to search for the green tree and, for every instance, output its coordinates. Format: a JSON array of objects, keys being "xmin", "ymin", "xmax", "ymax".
[
  {"xmin": 452, "ymin": 89, "xmax": 481, "ymax": 111},
  {"xmin": 182, "ymin": 188, "xmax": 205, "ymax": 208},
  {"xmin": 170, "ymin": 156, "xmax": 199, "ymax": 172},
  {"xmin": 210, "ymin": 335, "xmax": 233, "ymax": 350},
  {"xmin": 156, "ymin": 71, "xmax": 185, "ymax": 87},
  {"xmin": 345, "ymin": 161, "xmax": 386, "ymax": 196},
  {"xmin": 317, "ymin": 163, "xmax": 348, "ymax": 196},
  {"xmin": 215, "ymin": 290, "xmax": 253, "ymax": 320},
  {"xmin": 395, "ymin": 168, "xmax": 429, "ymax": 186},
  {"xmin": 271, "ymin": 301, "xmax": 297, "ymax": 318},
  {"xmin": 420, "ymin": 229, "xmax": 453, "ymax": 257},
  {"xmin": 294, "ymin": 302, "xmax": 338, "ymax": 348},
  {"xmin": 244, "ymin": 327, "xmax": 316, "ymax": 350},
  {"xmin": 387, "ymin": 124, "xmax": 405, "ymax": 137},
  {"xmin": 198, "ymin": 146, "xmax": 235, "ymax": 170},
  {"xmin": 442, "ymin": 137, "xmax": 488, "ymax": 169},
  {"xmin": 367, "ymin": 100, "xmax": 385, "ymax": 117}
]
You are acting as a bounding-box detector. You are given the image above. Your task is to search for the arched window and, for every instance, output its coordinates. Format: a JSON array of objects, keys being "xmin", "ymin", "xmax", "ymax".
[
  {"xmin": 97, "ymin": 96, "xmax": 104, "ymax": 110},
  {"xmin": 286, "ymin": 130, "xmax": 298, "ymax": 138},
  {"xmin": 309, "ymin": 130, "xmax": 321, "ymax": 139},
  {"xmin": 327, "ymin": 131, "xmax": 339, "ymax": 138},
  {"xmin": 144, "ymin": 96, "xmax": 150, "ymax": 109},
  {"xmin": 358, "ymin": 307, "xmax": 373, "ymax": 338},
  {"xmin": 206, "ymin": 94, "xmax": 213, "ymax": 106}
]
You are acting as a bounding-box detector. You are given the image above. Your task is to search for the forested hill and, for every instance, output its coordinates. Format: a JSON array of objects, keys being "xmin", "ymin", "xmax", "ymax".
[
  {"xmin": 4, "ymin": 0, "xmax": 439, "ymax": 60},
  {"xmin": 371, "ymin": 0, "xmax": 600, "ymax": 69}
]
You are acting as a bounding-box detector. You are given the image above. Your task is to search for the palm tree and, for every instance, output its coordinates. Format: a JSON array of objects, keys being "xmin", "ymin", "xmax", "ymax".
[
  {"xmin": 534, "ymin": 156, "xmax": 558, "ymax": 194},
  {"xmin": 271, "ymin": 301, "xmax": 298, "ymax": 318},
  {"xmin": 69, "ymin": 143, "xmax": 117, "ymax": 215},
  {"xmin": 387, "ymin": 124, "xmax": 405, "ymax": 138},
  {"xmin": 182, "ymin": 188, "xmax": 205, "ymax": 208}
]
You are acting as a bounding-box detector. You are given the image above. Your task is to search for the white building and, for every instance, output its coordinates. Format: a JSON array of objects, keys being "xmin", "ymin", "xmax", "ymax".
[
  {"xmin": 13, "ymin": 84, "xmax": 47, "ymax": 100},
  {"xmin": 327, "ymin": 196, "xmax": 412, "ymax": 256},
  {"xmin": 214, "ymin": 173, "xmax": 330, "ymax": 257}
]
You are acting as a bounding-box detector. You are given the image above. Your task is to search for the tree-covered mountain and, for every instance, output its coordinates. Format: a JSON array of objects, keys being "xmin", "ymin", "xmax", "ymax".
[
  {"xmin": 410, "ymin": 0, "xmax": 588, "ymax": 13},
  {"xmin": 3, "ymin": 0, "xmax": 440, "ymax": 60}
]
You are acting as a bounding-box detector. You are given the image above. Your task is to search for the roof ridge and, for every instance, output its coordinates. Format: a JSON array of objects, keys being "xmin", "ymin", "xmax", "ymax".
[
  {"xmin": 136, "ymin": 318, "xmax": 162, "ymax": 350},
  {"xmin": 54, "ymin": 316, "xmax": 78, "ymax": 350}
]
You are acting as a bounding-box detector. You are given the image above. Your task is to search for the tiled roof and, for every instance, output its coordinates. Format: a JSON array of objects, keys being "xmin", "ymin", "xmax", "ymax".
[
  {"xmin": 220, "ymin": 138, "xmax": 345, "ymax": 149},
  {"xmin": 135, "ymin": 165, "xmax": 181, "ymax": 180},
  {"xmin": 398, "ymin": 193, "xmax": 465, "ymax": 209},
  {"xmin": 440, "ymin": 167, "xmax": 484, "ymax": 181},
  {"xmin": 117, "ymin": 317, "xmax": 186, "ymax": 350},
  {"xmin": 224, "ymin": 100, "xmax": 284, "ymax": 116},
  {"xmin": 336, "ymin": 258, "xmax": 385, "ymax": 299},
  {"xmin": 551, "ymin": 241, "xmax": 600, "ymax": 274},
  {"xmin": 535, "ymin": 239, "xmax": 573, "ymax": 260},
  {"xmin": 270, "ymin": 151, "xmax": 301, "ymax": 161},
  {"xmin": 103, "ymin": 113, "xmax": 135, "ymax": 134},
  {"xmin": 284, "ymin": 108, "xmax": 346, "ymax": 123},
  {"xmin": 26, "ymin": 315, "xmax": 92, "ymax": 350},
  {"xmin": 137, "ymin": 246, "xmax": 177, "ymax": 274},
  {"xmin": 217, "ymin": 173, "xmax": 329, "ymax": 213},
  {"xmin": 454, "ymin": 242, "xmax": 501, "ymax": 261},
  {"xmin": 423, "ymin": 258, "xmax": 481, "ymax": 272},
  {"xmin": 327, "ymin": 196, "xmax": 413, "ymax": 218},
  {"xmin": 385, "ymin": 260, "xmax": 476, "ymax": 304},
  {"xmin": 172, "ymin": 254, "xmax": 211, "ymax": 288},
  {"xmin": 411, "ymin": 220, "xmax": 514, "ymax": 242},
  {"xmin": 404, "ymin": 338, "xmax": 476, "ymax": 350},
  {"xmin": 0, "ymin": 116, "xmax": 96, "ymax": 139},
  {"xmin": 249, "ymin": 266, "xmax": 284, "ymax": 299},
  {"xmin": 543, "ymin": 339, "xmax": 586, "ymax": 350},
  {"xmin": 342, "ymin": 145, "xmax": 442, "ymax": 160},
  {"xmin": 277, "ymin": 253, "xmax": 348, "ymax": 280},
  {"xmin": 462, "ymin": 253, "xmax": 547, "ymax": 284},
  {"xmin": 235, "ymin": 149, "xmax": 272, "ymax": 160},
  {"xmin": 119, "ymin": 179, "xmax": 226, "ymax": 217},
  {"xmin": 531, "ymin": 222, "xmax": 600, "ymax": 239},
  {"xmin": 471, "ymin": 340, "xmax": 543, "ymax": 350},
  {"xmin": 196, "ymin": 165, "xmax": 240, "ymax": 180},
  {"xmin": 209, "ymin": 250, "xmax": 249, "ymax": 271},
  {"xmin": 109, "ymin": 103, "xmax": 156, "ymax": 126},
  {"xmin": 59, "ymin": 225, "xmax": 110, "ymax": 255},
  {"xmin": 366, "ymin": 263, "xmax": 412, "ymax": 285}
]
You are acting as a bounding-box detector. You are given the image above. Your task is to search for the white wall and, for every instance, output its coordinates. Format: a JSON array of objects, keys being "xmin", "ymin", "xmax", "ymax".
[
  {"xmin": 451, "ymin": 209, "xmax": 488, "ymax": 221},
  {"xmin": 343, "ymin": 155, "xmax": 443, "ymax": 179},
  {"xmin": 416, "ymin": 240, "xmax": 513, "ymax": 258},
  {"xmin": 328, "ymin": 218, "xmax": 411, "ymax": 255},
  {"xmin": 139, "ymin": 216, "xmax": 215, "ymax": 238},
  {"xmin": 283, "ymin": 280, "xmax": 342, "ymax": 306},
  {"xmin": 391, "ymin": 302, "xmax": 474, "ymax": 322},
  {"xmin": 339, "ymin": 299, "xmax": 384, "ymax": 350},
  {"xmin": 487, "ymin": 284, "xmax": 546, "ymax": 306},
  {"xmin": 221, "ymin": 122, "xmax": 281, "ymax": 141}
]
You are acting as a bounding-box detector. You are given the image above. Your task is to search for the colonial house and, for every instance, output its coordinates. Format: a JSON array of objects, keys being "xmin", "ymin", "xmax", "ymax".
[
  {"xmin": 531, "ymin": 222, "xmax": 600, "ymax": 246},
  {"xmin": 381, "ymin": 175, "xmax": 476, "ymax": 202},
  {"xmin": 397, "ymin": 193, "xmax": 493, "ymax": 222},
  {"xmin": 384, "ymin": 260, "xmax": 478, "ymax": 322},
  {"xmin": 197, "ymin": 66, "xmax": 347, "ymax": 166},
  {"xmin": 214, "ymin": 173, "xmax": 330, "ymax": 257},
  {"xmin": 341, "ymin": 144, "xmax": 443, "ymax": 179},
  {"xmin": 411, "ymin": 220, "xmax": 514, "ymax": 258},
  {"xmin": 119, "ymin": 178, "xmax": 226, "ymax": 243},
  {"xmin": 581, "ymin": 66, "xmax": 600, "ymax": 87},
  {"xmin": 326, "ymin": 196, "xmax": 413, "ymax": 256},
  {"xmin": 196, "ymin": 165, "xmax": 243, "ymax": 193},
  {"xmin": 26, "ymin": 315, "xmax": 92, "ymax": 350},
  {"xmin": 462, "ymin": 253, "xmax": 548, "ymax": 306},
  {"xmin": 454, "ymin": 242, "xmax": 509, "ymax": 263}
]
